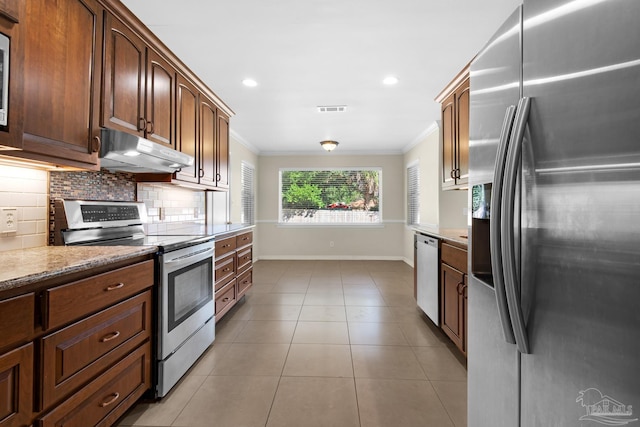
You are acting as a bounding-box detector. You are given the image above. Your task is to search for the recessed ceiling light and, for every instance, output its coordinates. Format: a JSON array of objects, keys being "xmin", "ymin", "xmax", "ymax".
[
  {"xmin": 242, "ymin": 79, "xmax": 258, "ymax": 87},
  {"xmin": 383, "ymin": 76, "xmax": 399, "ymax": 85}
]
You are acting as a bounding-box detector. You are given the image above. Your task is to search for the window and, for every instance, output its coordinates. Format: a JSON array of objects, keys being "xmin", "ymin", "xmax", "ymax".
[
  {"xmin": 407, "ymin": 162, "xmax": 419, "ymax": 226},
  {"xmin": 279, "ymin": 168, "xmax": 381, "ymax": 224},
  {"xmin": 241, "ymin": 161, "xmax": 255, "ymax": 225}
]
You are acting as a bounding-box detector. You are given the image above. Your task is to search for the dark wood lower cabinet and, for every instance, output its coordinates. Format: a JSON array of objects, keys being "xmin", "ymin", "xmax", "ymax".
[
  {"xmin": 214, "ymin": 230, "xmax": 253, "ymax": 322},
  {"xmin": 0, "ymin": 257, "xmax": 153, "ymax": 427},
  {"xmin": 439, "ymin": 242, "xmax": 468, "ymax": 355},
  {"xmin": 0, "ymin": 343, "xmax": 33, "ymax": 427}
]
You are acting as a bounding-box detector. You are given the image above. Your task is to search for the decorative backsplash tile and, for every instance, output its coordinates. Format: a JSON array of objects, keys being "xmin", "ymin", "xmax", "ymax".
[
  {"xmin": 49, "ymin": 170, "xmax": 136, "ymax": 244},
  {"xmin": 0, "ymin": 165, "xmax": 49, "ymax": 252}
]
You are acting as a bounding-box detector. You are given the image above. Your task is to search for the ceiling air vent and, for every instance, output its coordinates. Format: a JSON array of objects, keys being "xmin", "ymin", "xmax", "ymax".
[{"xmin": 317, "ymin": 105, "xmax": 347, "ymax": 113}]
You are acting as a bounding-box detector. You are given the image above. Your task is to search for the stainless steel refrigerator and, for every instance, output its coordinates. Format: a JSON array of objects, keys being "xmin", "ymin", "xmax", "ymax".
[{"xmin": 467, "ymin": 1, "xmax": 640, "ymax": 426}]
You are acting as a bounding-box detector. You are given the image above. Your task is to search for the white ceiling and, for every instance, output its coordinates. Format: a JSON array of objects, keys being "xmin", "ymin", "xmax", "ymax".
[{"xmin": 121, "ymin": 0, "xmax": 520, "ymax": 155}]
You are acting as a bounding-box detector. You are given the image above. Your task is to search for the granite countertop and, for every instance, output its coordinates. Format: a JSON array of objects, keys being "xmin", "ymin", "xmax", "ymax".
[
  {"xmin": 413, "ymin": 225, "xmax": 469, "ymax": 247},
  {"xmin": 0, "ymin": 245, "xmax": 158, "ymax": 293}
]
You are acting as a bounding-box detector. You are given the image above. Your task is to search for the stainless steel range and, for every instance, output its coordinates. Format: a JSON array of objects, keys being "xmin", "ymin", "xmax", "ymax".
[{"xmin": 54, "ymin": 199, "xmax": 215, "ymax": 398}]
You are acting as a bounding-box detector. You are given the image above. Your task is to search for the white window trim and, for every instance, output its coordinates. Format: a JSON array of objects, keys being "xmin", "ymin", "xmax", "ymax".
[
  {"xmin": 278, "ymin": 167, "xmax": 383, "ymax": 226},
  {"xmin": 241, "ymin": 161, "xmax": 256, "ymax": 225}
]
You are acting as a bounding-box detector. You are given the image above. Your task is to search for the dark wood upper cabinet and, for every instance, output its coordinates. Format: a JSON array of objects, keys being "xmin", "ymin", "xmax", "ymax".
[
  {"xmin": 175, "ymin": 74, "xmax": 199, "ymax": 184},
  {"xmin": 20, "ymin": 0, "xmax": 103, "ymax": 169},
  {"xmin": 102, "ymin": 14, "xmax": 175, "ymax": 148},
  {"xmin": 436, "ymin": 67, "xmax": 470, "ymax": 190},
  {"xmin": 146, "ymin": 50, "xmax": 175, "ymax": 147},
  {"xmin": 200, "ymin": 95, "xmax": 217, "ymax": 187},
  {"xmin": 102, "ymin": 13, "xmax": 145, "ymax": 137},
  {"xmin": 216, "ymin": 111, "xmax": 230, "ymax": 189}
]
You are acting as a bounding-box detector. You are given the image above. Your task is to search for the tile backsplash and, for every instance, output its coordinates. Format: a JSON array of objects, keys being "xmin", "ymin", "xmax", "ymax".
[
  {"xmin": 0, "ymin": 165, "xmax": 49, "ymax": 251},
  {"xmin": 137, "ymin": 183, "xmax": 205, "ymax": 233},
  {"xmin": 49, "ymin": 170, "xmax": 136, "ymax": 245}
]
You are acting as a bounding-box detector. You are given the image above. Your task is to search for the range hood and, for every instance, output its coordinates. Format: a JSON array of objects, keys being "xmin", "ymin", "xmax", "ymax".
[{"xmin": 99, "ymin": 128, "xmax": 194, "ymax": 174}]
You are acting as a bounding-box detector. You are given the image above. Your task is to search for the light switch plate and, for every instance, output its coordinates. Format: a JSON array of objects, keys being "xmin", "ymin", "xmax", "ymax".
[{"xmin": 0, "ymin": 207, "xmax": 17, "ymax": 233}]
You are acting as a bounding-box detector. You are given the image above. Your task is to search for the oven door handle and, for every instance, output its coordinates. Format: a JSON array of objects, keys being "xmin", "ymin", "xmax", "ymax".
[{"xmin": 164, "ymin": 247, "xmax": 214, "ymax": 270}]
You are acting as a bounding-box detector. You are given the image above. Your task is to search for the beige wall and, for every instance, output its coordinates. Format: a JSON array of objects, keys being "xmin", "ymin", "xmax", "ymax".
[
  {"xmin": 256, "ymin": 153, "xmax": 406, "ymax": 261},
  {"xmin": 402, "ymin": 123, "xmax": 468, "ymax": 266},
  {"xmin": 0, "ymin": 164, "xmax": 49, "ymax": 252}
]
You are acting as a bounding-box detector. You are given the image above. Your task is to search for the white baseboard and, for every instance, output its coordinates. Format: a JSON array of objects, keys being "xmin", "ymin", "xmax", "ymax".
[{"xmin": 255, "ymin": 255, "xmax": 413, "ymax": 267}]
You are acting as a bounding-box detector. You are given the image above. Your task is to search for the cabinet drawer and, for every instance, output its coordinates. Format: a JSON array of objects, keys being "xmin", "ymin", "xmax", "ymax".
[
  {"xmin": 45, "ymin": 260, "xmax": 154, "ymax": 330},
  {"xmin": 214, "ymin": 253, "xmax": 235, "ymax": 290},
  {"xmin": 215, "ymin": 236, "xmax": 236, "ymax": 258},
  {"xmin": 441, "ymin": 243, "xmax": 467, "ymax": 273},
  {"xmin": 0, "ymin": 293, "xmax": 34, "ymax": 350},
  {"xmin": 38, "ymin": 343, "xmax": 151, "ymax": 427},
  {"xmin": 236, "ymin": 231, "xmax": 252, "ymax": 248},
  {"xmin": 237, "ymin": 269, "xmax": 253, "ymax": 298},
  {"xmin": 0, "ymin": 343, "xmax": 33, "ymax": 427},
  {"xmin": 236, "ymin": 246, "xmax": 252, "ymax": 274},
  {"xmin": 215, "ymin": 280, "xmax": 236, "ymax": 317},
  {"xmin": 40, "ymin": 291, "xmax": 152, "ymax": 409}
]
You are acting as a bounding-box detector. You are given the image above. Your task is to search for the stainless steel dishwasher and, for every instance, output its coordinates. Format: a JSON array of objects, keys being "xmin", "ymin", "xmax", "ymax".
[{"xmin": 415, "ymin": 234, "xmax": 440, "ymax": 325}]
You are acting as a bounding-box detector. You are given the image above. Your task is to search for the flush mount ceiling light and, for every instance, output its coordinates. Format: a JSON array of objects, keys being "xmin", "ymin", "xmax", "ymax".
[
  {"xmin": 242, "ymin": 78, "xmax": 258, "ymax": 87},
  {"xmin": 383, "ymin": 76, "xmax": 399, "ymax": 85},
  {"xmin": 320, "ymin": 140, "xmax": 339, "ymax": 152}
]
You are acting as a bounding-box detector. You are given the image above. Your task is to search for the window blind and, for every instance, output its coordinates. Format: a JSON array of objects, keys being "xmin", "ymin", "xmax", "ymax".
[
  {"xmin": 241, "ymin": 161, "xmax": 255, "ymax": 225},
  {"xmin": 407, "ymin": 163, "xmax": 420, "ymax": 226}
]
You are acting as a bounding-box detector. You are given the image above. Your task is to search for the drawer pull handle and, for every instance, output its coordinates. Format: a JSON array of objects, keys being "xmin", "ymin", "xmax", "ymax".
[
  {"xmin": 105, "ymin": 283, "xmax": 125, "ymax": 291},
  {"xmin": 223, "ymin": 267, "xmax": 230, "ymax": 272},
  {"xmin": 222, "ymin": 297, "xmax": 230, "ymax": 302},
  {"xmin": 100, "ymin": 331, "xmax": 121, "ymax": 342},
  {"xmin": 99, "ymin": 392, "xmax": 120, "ymax": 408}
]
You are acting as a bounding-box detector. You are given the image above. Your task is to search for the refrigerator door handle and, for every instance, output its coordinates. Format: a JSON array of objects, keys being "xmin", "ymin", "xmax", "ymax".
[
  {"xmin": 490, "ymin": 104, "xmax": 518, "ymax": 345},
  {"xmin": 501, "ymin": 96, "xmax": 532, "ymax": 354}
]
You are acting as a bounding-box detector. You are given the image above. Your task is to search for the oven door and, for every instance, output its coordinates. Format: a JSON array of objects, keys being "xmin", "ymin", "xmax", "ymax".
[{"xmin": 158, "ymin": 241, "xmax": 215, "ymax": 359}]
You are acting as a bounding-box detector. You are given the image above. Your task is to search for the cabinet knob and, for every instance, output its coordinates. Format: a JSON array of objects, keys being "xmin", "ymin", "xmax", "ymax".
[{"xmin": 91, "ymin": 136, "xmax": 101, "ymax": 153}]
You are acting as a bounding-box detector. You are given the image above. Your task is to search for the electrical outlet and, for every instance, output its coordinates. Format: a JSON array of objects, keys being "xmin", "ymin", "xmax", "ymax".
[
  {"xmin": 0, "ymin": 207, "xmax": 17, "ymax": 233},
  {"xmin": 158, "ymin": 207, "xmax": 165, "ymax": 221}
]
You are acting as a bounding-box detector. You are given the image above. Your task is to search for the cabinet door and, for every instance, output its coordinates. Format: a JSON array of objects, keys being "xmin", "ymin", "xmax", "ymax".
[
  {"xmin": 441, "ymin": 92, "xmax": 456, "ymax": 189},
  {"xmin": 146, "ymin": 50, "xmax": 175, "ymax": 147},
  {"xmin": 455, "ymin": 78, "xmax": 470, "ymax": 186},
  {"xmin": 441, "ymin": 263, "xmax": 465, "ymax": 351},
  {"xmin": 102, "ymin": 14, "xmax": 146, "ymax": 137},
  {"xmin": 0, "ymin": 343, "xmax": 33, "ymax": 427},
  {"xmin": 175, "ymin": 75, "xmax": 199, "ymax": 184},
  {"xmin": 22, "ymin": 0, "xmax": 103, "ymax": 168},
  {"xmin": 0, "ymin": 0, "xmax": 23, "ymax": 150},
  {"xmin": 216, "ymin": 111, "xmax": 230, "ymax": 189},
  {"xmin": 199, "ymin": 96, "xmax": 217, "ymax": 187}
]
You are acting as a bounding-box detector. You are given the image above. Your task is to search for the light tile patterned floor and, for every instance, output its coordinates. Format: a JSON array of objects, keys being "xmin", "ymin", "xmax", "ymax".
[{"xmin": 116, "ymin": 260, "xmax": 467, "ymax": 427}]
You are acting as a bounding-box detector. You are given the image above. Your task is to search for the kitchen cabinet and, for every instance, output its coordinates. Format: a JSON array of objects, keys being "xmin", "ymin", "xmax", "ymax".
[
  {"xmin": 17, "ymin": 0, "xmax": 103, "ymax": 169},
  {"xmin": 0, "ymin": 293, "xmax": 34, "ymax": 427},
  {"xmin": 440, "ymin": 242, "xmax": 468, "ymax": 355},
  {"xmin": 200, "ymin": 95, "xmax": 230, "ymax": 189},
  {"xmin": 436, "ymin": 67, "xmax": 469, "ymax": 190},
  {"xmin": 102, "ymin": 13, "xmax": 175, "ymax": 147},
  {"xmin": 175, "ymin": 74, "xmax": 200, "ymax": 184},
  {"xmin": 172, "ymin": 80, "xmax": 230, "ymax": 190},
  {"xmin": 0, "ymin": 0, "xmax": 23, "ymax": 150},
  {"xmin": 0, "ymin": 255, "xmax": 153, "ymax": 427},
  {"xmin": 214, "ymin": 230, "xmax": 253, "ymax": 321}
]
